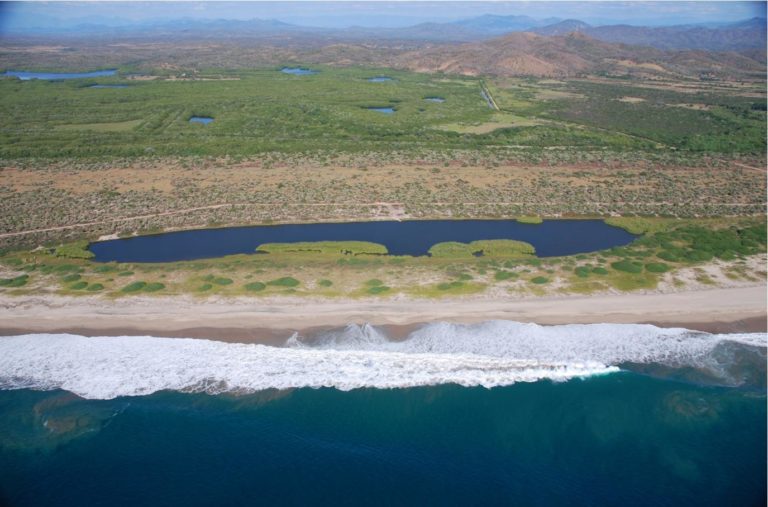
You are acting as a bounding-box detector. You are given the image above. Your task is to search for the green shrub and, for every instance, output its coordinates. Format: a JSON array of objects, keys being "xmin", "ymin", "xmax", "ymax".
[
  {"xmin": 198, "ymin": 283, "xmax": 213, "ymax": 291},
  {"xmin": 494, "ymin": 271, "xmax": 517, "ymax": 281},
  {"xmin": 611, "ymin": 260, "xmax": 643, "ymax": 273},
  {"xmin": 268, "ymin": 277, "xmax": 300, "ymax": 287},
  {"xmin": 144, "ymin": 282, "xmax": 165, "ymax": 292},
  {"xmin": 245, "ymin": 282, "xmax": 266, "ymax": 292},
  {"xmin": 70, "ymin": 281, "xmax": 88, "ymax": 290},
  {"xmin": 365, "ymin": 279, "xmax": 384, "ymax": 286},
  {"xmin": 87, "ymin": 283, "xmax": 104, "ymax": 291},
  {"xmin": 574, "ymin": 266, "xmax": 591, "ymax": 278},
  {"xmin": 645, "ymin": 263, "xmax": 670, "ymax": 273},
  {"xmin": 530, "ymin": 276, "xmax": 549, "ymax": 284},
  {"xmin": 94, "ymin": 265, "xmax": 117, "ymax": 273},
  {"xmin": 367, "ymin": 285, "xmax": 390, "ymax": 294},
  {"xmin": 318, "ymin": 279, "xmax": 333, "ymax": 287},
  {"xmin": 0, "ymin": 275, "xmax": 29, "ymax": 287},
  {"xmin": 592, "ymin": 267, "xmax": 609, "ymax": 275},
  {"xmin": 62, "ymin": 273, "xmax": 82, "ymax": 282},
  {"xmin": 214, "ymin": 277, "xmax": 233, "ymax": 285},
  {"xmin": 118, "ymin": 271, "xmax": 134, "ymax": 277},
  {"xmin": 122, "ymin": 281, "xmax": 147, "ymax": 292}
]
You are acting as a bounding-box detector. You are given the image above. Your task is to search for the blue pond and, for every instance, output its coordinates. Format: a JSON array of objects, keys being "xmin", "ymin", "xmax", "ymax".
[
  {"xmin": 368, "ymin": 107, "xmax": 395, "ymax": 114},
  {"xmin": 280, "ymin": 67, "xmax": 317, "ymax": 75},
  {"xmin": 88, "ymin": 84, "xmax": 128, "ymax": 89},
  {"xmin": 425, "ymin": 97, "xmax": 446, "ymax": 103},
  {"xmin": 189, "ymin": 116, "xmax": 214, "ymax": 125},
  {"xmin": 368, "ymin": 76, "xmax": 393, "ymax": 82},
  {"xmin": 3, "ymin": 69, "xmax": 117, "ymax": 80},
  {"xmin": 89, "ymin": 219, "xmax": 636, "ymax": 263}
]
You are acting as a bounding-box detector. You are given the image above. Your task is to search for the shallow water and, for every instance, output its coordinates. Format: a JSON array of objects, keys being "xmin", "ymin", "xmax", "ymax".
[
  {"xmin": 368, "ymin": 76, "xmax": 393, "ymax": 82},
  {"xmin": 3, "ymin": 69, "xmax": 117, "ymax": 80},
  {"xmin": 425, "ymin": 96, "xmax": 446, "ymax": 103},
  {"xmin": 89, "ymin": 219, "xmax": 636, "ymax": 263},
  {"xmin": 189, "ymin": 116, "xmax": 214, "ymax": 125},
  {"xmin": 368, "ymin": 106, "xmax": 395, "ymax": 114},
  {"xmin": 280, "ymin": 67, "xmax": 317, "ymax": 75}
]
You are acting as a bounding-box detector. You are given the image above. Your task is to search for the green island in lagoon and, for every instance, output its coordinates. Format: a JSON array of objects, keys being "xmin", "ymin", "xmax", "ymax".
[{"xmin": 0, "ymin": 1, "xmax": 766, "ymax": 506}]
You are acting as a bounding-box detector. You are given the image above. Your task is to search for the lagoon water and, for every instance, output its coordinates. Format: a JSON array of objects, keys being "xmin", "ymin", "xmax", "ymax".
[
  {"xmin": 0, "ymin": 324, "xmax": 765, "ymax": 506},
  {"xmin": 3, "ymin": 69, "xmax": 117, "ymax": 80},
  {"xmin": 89, "ymin": 219, "xmax": 636, "ymax": 263},
  {"xmin": 368, "ymin": 76, "xmax": 393, "ymax": 82}
]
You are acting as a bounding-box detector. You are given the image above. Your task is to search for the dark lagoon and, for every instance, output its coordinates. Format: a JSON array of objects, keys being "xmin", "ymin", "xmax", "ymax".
[
  {"xmin": 189, "ymin": 116, "xmax": 214, "ymax": 125},
  {"xmin": 280, "ymin": 67, "xmax": 317, "ymax": 75},
  {"xmin": 89, "ymin": 219, "xmax": 636, "ymax": 263},
  {"xmin": 3, "ymin": 69, "xmax": 117, "ymax": 80}
]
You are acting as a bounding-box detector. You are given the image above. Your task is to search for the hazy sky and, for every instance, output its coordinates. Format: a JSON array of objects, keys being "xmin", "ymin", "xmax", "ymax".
[{"xmin": 2, "ymin": 1, "xmax": 766, "ymax": 29}]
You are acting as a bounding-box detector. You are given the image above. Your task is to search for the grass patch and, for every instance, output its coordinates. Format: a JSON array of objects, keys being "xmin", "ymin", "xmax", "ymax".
[
  {"xmin": 494, "ymin": 271, "xmax": 517, "ymax": 281},
  {"xmin": 54, "ymin": 240, "xmax": 94, "ymax": 260},
  {"xmin": 429, "ymin": 240, "xmax": 535, "ymax": 258},
  {"xmin": 87, "ymin": 283, "xmax": 104, "ymax": 291},
  {"xmin": 144, "ymin": 282, "xmax": 165, "ymax": 292},
  {"xmin": 517, "ymin": 215, "xmax": 543, "ymax": 225},
  {"xmin": 318, "ymin": 279, "xmax": 333, "ymax": 287},
  {"xmin": 69, "ymin": 281, "xmax": 88, "ymax": 290},
  {"xmin": 0, "ymin": 274, "xmax": 29, "ymax": 287},
  {"xmin": 256, "ymin": 241, "xmax": 387, "ymax": 256},
  {"xmin": 62, "ymin": 273, "xmax": 82, "ymax": 282},
  {"xmin": 530, "ymin": 276, "xmax": 549, "ymax": 284},
  {"xmin": 213, "ymin": 277, "xmax": 233, "ymax": 286},
  {"xmin": 367, "ymin": 285, "xmax": 390, "ymax": 295}
]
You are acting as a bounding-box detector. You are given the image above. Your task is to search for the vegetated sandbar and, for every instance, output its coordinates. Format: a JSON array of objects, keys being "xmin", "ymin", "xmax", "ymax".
[{"xmin": 0, "ymin": 285, "xmax": 764, "ymax": 342}]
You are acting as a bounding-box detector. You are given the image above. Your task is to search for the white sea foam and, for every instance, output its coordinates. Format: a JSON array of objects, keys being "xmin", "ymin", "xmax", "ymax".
[{"xmin": 0, "ymin": 322, "xmax": 764, "ymax": 399}]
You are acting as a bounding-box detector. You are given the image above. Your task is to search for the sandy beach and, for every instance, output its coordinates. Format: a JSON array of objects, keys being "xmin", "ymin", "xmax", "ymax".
[{"xmin": 0, "ymin": 284, "xmax": 765, "ymax": 342}]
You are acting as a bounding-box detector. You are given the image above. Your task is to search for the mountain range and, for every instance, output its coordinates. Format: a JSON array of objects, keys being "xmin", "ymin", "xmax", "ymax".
[{"xmin": 3, "ymin": 14, "xmax": 765, "ymax": 52}]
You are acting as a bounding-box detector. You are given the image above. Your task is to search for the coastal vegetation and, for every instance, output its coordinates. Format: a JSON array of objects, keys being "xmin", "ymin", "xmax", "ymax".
[{"xmin": 0, "ymin": 216, "xmax": 763, "ymax": 299}]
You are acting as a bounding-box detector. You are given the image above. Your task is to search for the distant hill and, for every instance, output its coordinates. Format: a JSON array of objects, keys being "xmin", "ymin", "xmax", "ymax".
[
  {"xmin": 393, "ymin": 31, "xmax": 765, "ymax": 79},
  {"xmin": 451, "ymin": 14, "xmax": 560, "ymax": 35},
  {"xmin": 531, "ymin": 17, "xmax": 767, "ymax": 51}
]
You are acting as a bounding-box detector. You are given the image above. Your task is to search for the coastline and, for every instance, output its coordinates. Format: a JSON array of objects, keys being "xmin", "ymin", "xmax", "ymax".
[{"xmin": 0, "ymin": 285, "xmax": 765, "ymax": 343}]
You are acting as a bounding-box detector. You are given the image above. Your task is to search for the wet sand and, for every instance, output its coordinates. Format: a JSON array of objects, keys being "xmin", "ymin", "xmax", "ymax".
[{"xmin": 0, "ymin": 285, "xmax": 764, "ymax": 344}]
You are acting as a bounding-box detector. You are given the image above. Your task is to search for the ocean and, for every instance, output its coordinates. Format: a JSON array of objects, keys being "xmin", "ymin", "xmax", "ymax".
[{"xmin": 0, "ymin": 322, "xmax": 765, "ymax": 506}]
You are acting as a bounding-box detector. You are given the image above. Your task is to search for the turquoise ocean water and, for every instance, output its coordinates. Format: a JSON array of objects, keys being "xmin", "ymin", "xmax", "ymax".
[{"xmin": 0, "ymin": 323, "xmax": 765, "ymax": 506}]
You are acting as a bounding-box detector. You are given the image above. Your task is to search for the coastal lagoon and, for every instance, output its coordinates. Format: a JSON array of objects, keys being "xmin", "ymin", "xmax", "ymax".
[
  {"xmin": 3, "ymin": 69, "xmax": 117, "ymax": 80},
  {"xmin": 0, "ymin": 323, "xmax": 765, "ymax": 506},
  {"xmin": 89, "ymin": 219, "xmax": 636, "ymax": 262}
]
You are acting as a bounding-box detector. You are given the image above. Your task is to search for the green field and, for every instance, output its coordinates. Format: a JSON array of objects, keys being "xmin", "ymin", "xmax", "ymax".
[{"xmin": 1, "ymin": 65, "xmax": 763, "ymax": 158}]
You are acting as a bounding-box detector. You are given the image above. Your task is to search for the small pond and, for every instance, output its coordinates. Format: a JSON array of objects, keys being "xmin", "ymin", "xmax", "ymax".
[
  {"xmin": 189, "ymin": 116, "xmax": 214, "ymax": 125},
  {"xmin": 281, "ymin": 67, "xmax": 318, "ymax": 75},
  {"xmin": 425, "ymin": 97, "xmax": 446, "ymax": 103},
  {"xmin": 368, "ymin": 107, "xmax": 395, "ymax": 114},
  {"xmin": 3, "ymin": 69, "xmax": 117, "ymax": 80},
  {"xmin": 368, "ymin": 77, "xmax": 393, "ymax": 82},
  {"xmin": 89, "ymin": 219, "xmax": 636, "ymax": 263}
]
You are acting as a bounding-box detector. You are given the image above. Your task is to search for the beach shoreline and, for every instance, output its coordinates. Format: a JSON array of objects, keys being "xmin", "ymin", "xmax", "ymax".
[{"xmin": 1, "ymin": 285, "xmax": 764, "ymax": 343}]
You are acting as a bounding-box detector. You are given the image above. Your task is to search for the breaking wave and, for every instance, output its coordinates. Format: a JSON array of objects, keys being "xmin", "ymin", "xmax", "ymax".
[{"xmin": 0, "ymin": 321, "xmax": 764, "ymax": 399}]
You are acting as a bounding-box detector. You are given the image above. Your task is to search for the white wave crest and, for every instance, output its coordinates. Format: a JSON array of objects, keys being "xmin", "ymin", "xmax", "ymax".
[{"xmin": 0, "ymin": 322, "xmax": 764, "ymax": 399}]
